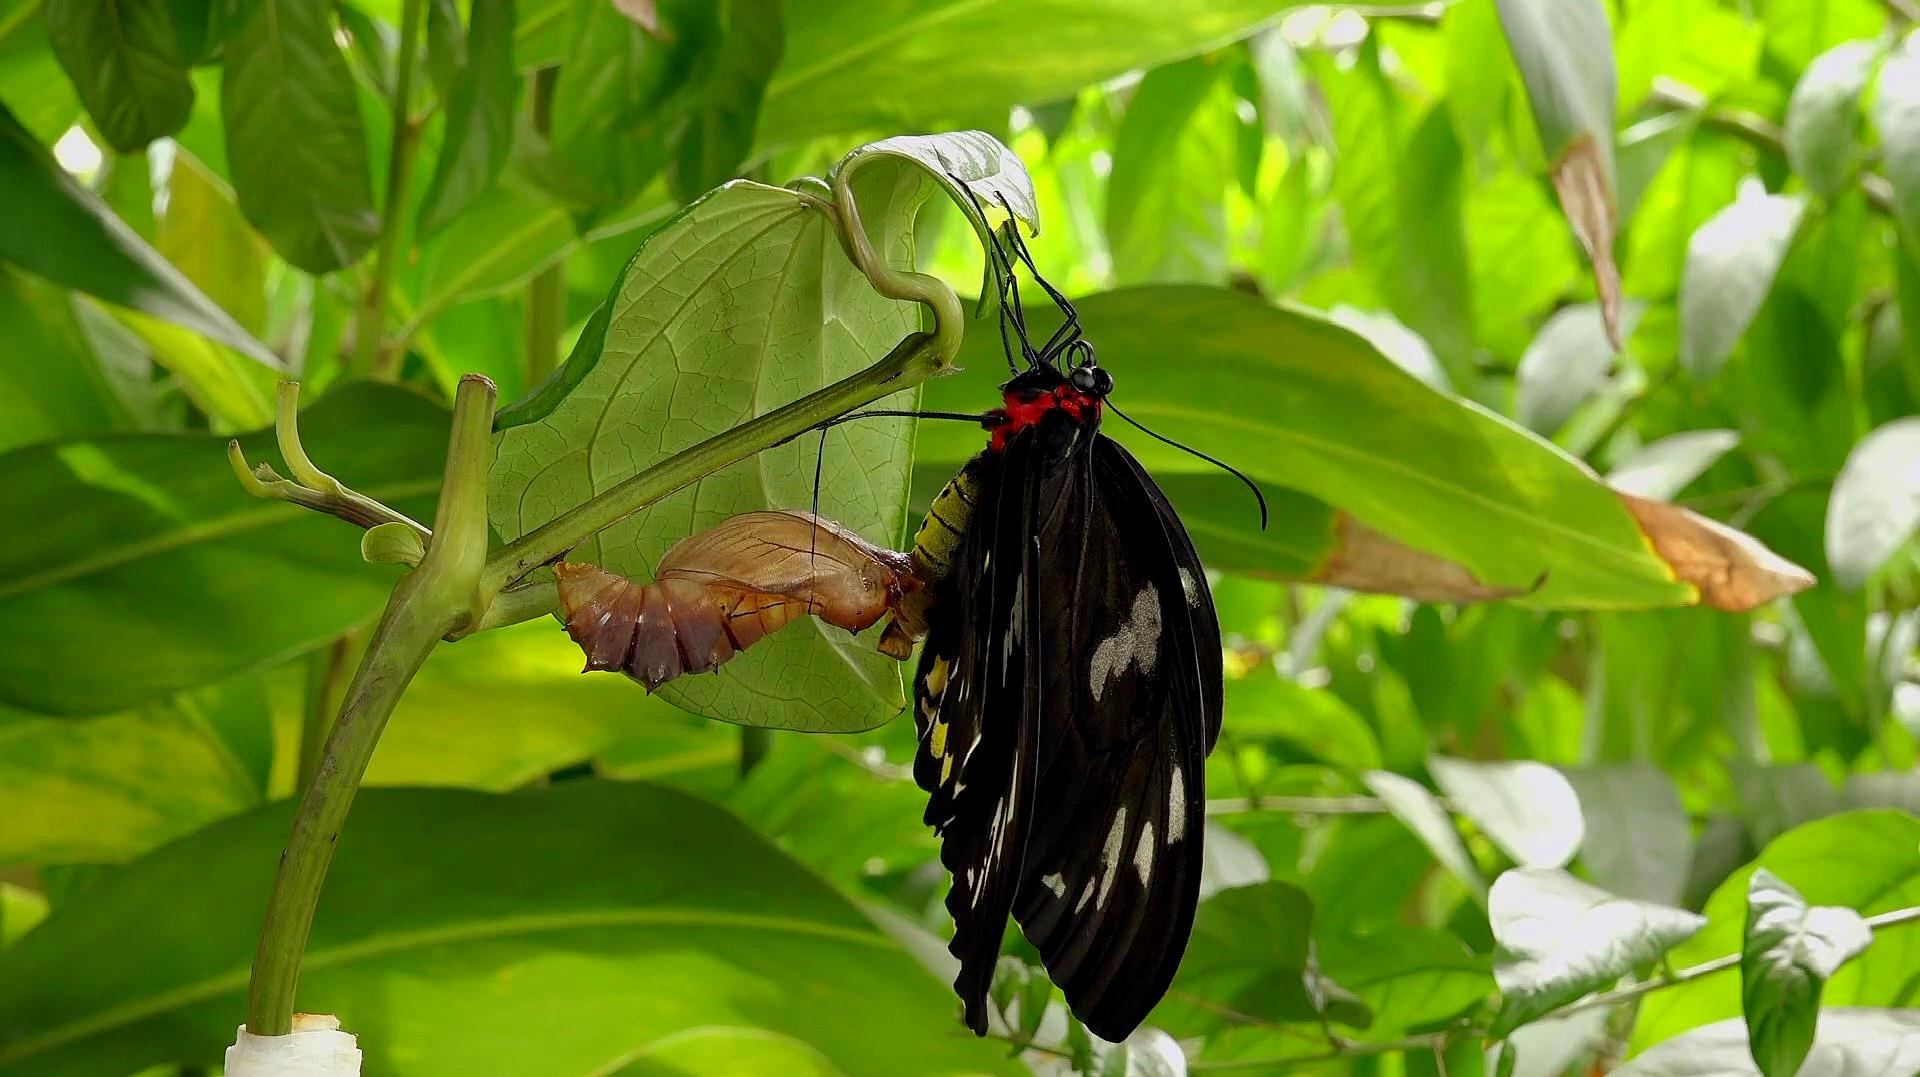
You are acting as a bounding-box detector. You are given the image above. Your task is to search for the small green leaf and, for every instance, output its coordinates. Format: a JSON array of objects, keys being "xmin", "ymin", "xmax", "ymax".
[
  {"xmin": 0, "ymin": 383, "xmax": 446, "ymax": 714},
  {"xmin": 1680, "ymin": 190, "xmax": 1807, "ymax": 380},
  {"xmin": 1159, "ymin": 880, "xmax": 1371, "ymax": 1034},
  {"xmin": 667, "ymin": 0, "xmax": 784, "ymax": 201},
  {"xmin": 43, "ymin": 0, "xmax": 194, "ymax": 152},
  {"xmin": 1564, "ymin": 763, "xmax": 1692, "ymax": 905},
  {"xmin": 1515, "ymin": 301, "xmax": 1645, "ymax": 435},
  {"xmin": 360, "ymin": 521, "xmax": 425, "ymax": 565},
  {"xmin": 1490, "ymin": 868, "xmax": 1706, "ymax": 1036},
  {"xmin": 1875, "ymin": 34, "xmax": 1920, "ymax": 255},
  {"xmin": 1607, "ymin": 430, "xmax": 1741, "ymax": 501},
  {"xmin": 1318, "ymin": 925, "xmax": 1494, "ymax": 1034},
  {"xmin": 1635, "ymin": 812, "xmax": 1920, "ymax": 1054},
  {"xmin": 0, "ymin": 782, "xmax": 1023, "ymax": 1075},
  {"xmin": 1494, "ymin": 0, "xmax": 1623, "ymax": 346},
  {"xmin": 1824, "ymin": 417, "xmax": 1920, "ymax": 590},
  {"xmin": 417, "ymin": 0, "xmax": 520, "ymax": 238},
  {"xmin": 1365, "ymin": 770, "xmax": 1487, "ymax": 899},
  {"xmin": 1224, "ymin": 668, "xmax": 1383, "ymax": 770},
  {"xmin": 0, "ymin": 104, "xmax": 279, "ymax": 368},
  {"xmin": 1431, "ymin": 756, "xmax": 1585, "ymax": 870},
  {"xmin": 1785, "ymin": 41, "xmax": 1880, "ymax": 199},
  {"xmin": 1106, "ymin": 55, "xmax": 1233, "ymax": 285},
  {"xmin": 1741, "ymin": 869, "xmax": 1874, "ymax": 1077},
  {"xmin": 221, "ymin": 0, "xmax": 379, "ymax": 272},
  {"xmin": 1616, "ymin": 1010, "xmax": 1920, "ymax": 1077}
]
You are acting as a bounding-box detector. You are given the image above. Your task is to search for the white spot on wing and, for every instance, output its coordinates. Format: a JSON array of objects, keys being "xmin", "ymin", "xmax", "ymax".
[
  {"xmin": 1096, "ymin": 806, "xmax": 1128, "ymax": 908},
  {"xmin": 1042, "ymin": 872, "xmax": 1066, "ymax": 898},
  {"xmin": 1088, "ymin": 586, "xmax": 1161, "ymax": 700},
  {"xmin": 1180, "ymin": 567, "xmax": 1203, "ymax": 608},
  {"xmin": 1167, "ymin": 766, "xmax": 1187, "ymax": 844},
  {"xmin": 1134, "ymin": 820, "xmax": 1156, "ymax": 883}
]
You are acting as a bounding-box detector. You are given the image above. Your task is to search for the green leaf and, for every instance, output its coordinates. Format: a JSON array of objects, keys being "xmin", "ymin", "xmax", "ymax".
[
  {"xmin": 405, "ymin": 182, "xmax": 576, "ymax": 325},
  {"xmin": 1824, "ymin": 417, "xmax": 1920, "ymax": 590},
  {"xmin": 1616, "ymin": 1011, "xmax": 1920, "ymax": 1077},
  {"xmin": 1318, "ymin": 925, "xmax": 1495, "ymax": 1035},
  {"xmin": 667, "ymin": 0, "xmax": 783, "ymax": 202},
  {"xmin": 761, "ymin": 0, "xmax": 1366, "ymax": 143},
  {"xmin": 1490, "ymin": 868, "xmax": 1706, "ymax": 1036},
  {"xmin": 220, "ymin": 0, "xmax": 379, "ymax": 272},
  {"xmin": 0, "ymin": 883, "xmax": 47, "ymax": 950},
  {"xmin": 1635, "ymin": 812, "xmax": 1920, "ymax": 1053},
  {"xmin": 417, "ymin": 0, "xmax": 520, "ymax": 238},
  {"xmin": 915, "ymin": 286, "xmax": 1694, "ymax": 608},
  {"xmin": 1680, "ymin": 190, "xmax": 1807, "ymax": 380},
  {"xmin": 156, "ymin": 149, "xmax": 269, "ymax": 337},
  {"xmin": 0, "ymin": 781, "xmax": 1022, "ymax": 1076},
  {"xmin": 1607, "ymin": 430, "xmax": 1741, "ymax": 501},
  {"xmin": 1761, "ymin": 0, "xmax": 1885, "ymax": 74},
  {"xmin": 1365, "ymin": 770, "xmax": 1487, "ymax": 899},
  {"xmin": 1564, "ymin": 763, "xmax": 1692, "ymax": 905},
  {"xmin": 0, "ymin": 677, "xmax": 266, "ymax": 867},
  {"xmin": 1874, "ymin": 34, "xmax": 1920, "ymax": 256},
  {"xmin": 544, "ymin": 0, "xmax": 719, "ymax": 207},
  {"xmin": 1225, "ymin": 669, "xmax": 1383, "ymax": 770},
  {"xmin": 0, "ymin": 1, "xmax": 80, "ymax": 142},
  {"xmin": 489, "ymin": 177, "xmax": 930, "ymax": 729},
  {"xmin": 1515, "ymin": 301, "xmax": 1645, "ymax": 436},
  {"xmin": 0, "ymin": 104, "xmax": 279, "ymax": 368},
  {"xmin": 0, "ymin": 267, "xmax": 126, "ymax": 453},
  {"xmin": 1106, "ymin": 55, "xmax": 1234, "ymax": 285},
  {"xmin": 1741, "ymin": 869, "xmax": 1874, "ymax": 1077},
  {"xmin": 43, "ymin": 0, "xmax": 194, "ymax": 152},
  {"xmin": 1785, "ymin": 41, "xmax": 1879, "ymax": 200},
  {"xmin": 1430, "ymin": 755, "xmax": 1585, "ymax": 870},
  {"xmin": 1494, "ymin": 0, "xmax": 1622, "ymax": 345},
  {"xmin": 0, "ymin": 382, "xmax": 446, "ymax": 714},
  {"xmin": 367, "ymin": 619, "xmax": 713, "ymax": 791},
  {"xmin": 1157, "ymin": 880, "xmax": 1371, "ymax": 1034}
]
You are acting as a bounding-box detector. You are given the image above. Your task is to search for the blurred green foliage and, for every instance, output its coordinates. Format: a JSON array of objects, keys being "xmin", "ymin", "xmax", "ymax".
[{"xmin": 0, "ymin": 0, "xmax": 1918, "ymax": 1075}]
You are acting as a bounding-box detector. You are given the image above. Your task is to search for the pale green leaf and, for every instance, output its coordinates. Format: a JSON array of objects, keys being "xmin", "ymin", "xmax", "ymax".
[
  {"xmin": 1617, "ymin": 1010, "xmax": 1920, "ymax": 1077},
  {"xmin": 1431, "ymin": 756, "xmax": 1585, "ymax": 870},
  {"xmin": 1785, "ymin": 41, "xmax": 1880, "ymax": 199},
  {"xmin": 1824, "ymin": 417, "xmax": 1920, "ymax": 590},
  {"xmin": 1490, "ymin": 868, "xmax": 1706, "ymax": 1035},
  {"xmin": 1607, "ymin": 430, "xmax": 1740, "ymax": 500},
  {"xmin": 1680, "ymin": 191, "xmax": 1807, "ymax": 380},
  {"xmin": 1365, "ymin": 770, "xmax": 1487, "ymax": 899},
  {"xmin": 1564, "ymin": 763, "xmax": 1692, "ymax": 905},
  {"xmin": 1741, "ymin": 869, "xmax": 1874, "ymax": 1077}
]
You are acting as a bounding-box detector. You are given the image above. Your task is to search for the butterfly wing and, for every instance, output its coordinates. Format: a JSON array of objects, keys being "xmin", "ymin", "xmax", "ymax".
[
  {"xmin": 913, "ymin": 422, "xmax": 1220, "ymax": 1042},
  {"xmin": 1011, "ymin": 432, "xmax": 1220, "ymax": 1043},
  {"xmin": 911, "ymin": 436, "xmax": 1046, "ymax": 1034}
]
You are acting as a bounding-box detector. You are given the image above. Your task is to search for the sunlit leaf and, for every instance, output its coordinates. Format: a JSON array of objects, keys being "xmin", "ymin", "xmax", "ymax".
[
  {"xmin": 1824, "ymin": 417, "xmax": 1920, "ymax": 590},
  {"xmin": 1365, "ymin": 770, "xmax": 1487, "ymax": 899},
  {"xmin": 1431, "ymin": 756, "xmax": 1585, "ymax": 870},
  {"xmin": 1515, "ymin": 301, "xmax": 1644, "ymax": 436},
  {"xmin": 1785, "ymin": 41, "xmax": 1880, "ymax": 200},
  {"xmin": 1489, "ymin": 868, "xmax": 1705, "ymax": 1036},
  {"xmin": 1680, "ymin": 191, "xmax": 1807, "ymax": 380},
  {"xmin": 1617, "ymin": 1011, "xmax": 1920, "ymax": 1077},
  {"xmin": 1608, "ymin": 430, "xmax": 1740, "ymax": 500},
  {"xmin": 1741, "ymin": 869, "xmax": 1874, "ymax": 1077}
]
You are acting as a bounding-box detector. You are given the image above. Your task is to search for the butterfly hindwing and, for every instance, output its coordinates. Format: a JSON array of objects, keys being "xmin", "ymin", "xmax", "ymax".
[{"xmin": 1008, "ymin": 432, "xmax": 1214, "ymax": 1042}]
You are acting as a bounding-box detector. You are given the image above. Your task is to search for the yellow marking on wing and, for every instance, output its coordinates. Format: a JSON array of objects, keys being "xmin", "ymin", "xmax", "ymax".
[
  {"xmin": 930, "ymin": 719, "xmax": 948, "ymax": 759},
  {"xmin": 941, "ymin": 754, "xmax": 954, "ymax": 784},
  {"xmin": 925, "ymin": 656, "xmax": 950, "ymax": 697}
]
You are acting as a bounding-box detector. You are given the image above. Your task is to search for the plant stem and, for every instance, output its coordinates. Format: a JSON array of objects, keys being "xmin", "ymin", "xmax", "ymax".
[
  {"xmin": 523, "ymin": 262, "xmax": 566, "ymax": 387},
  {"xmin": 354, "ymin": 0, "xmax": 427, "ymax": 381},
  {"xmin": 245, "ymin": 375, "xmax": 496, "ymax": 1037},
  {"xmin": 739, "ymin": 727, "xmax": 771, "ymax": 776},
  {"xmin": 297, "ymin": 634, "xmax": 356, "ymax": 792}
]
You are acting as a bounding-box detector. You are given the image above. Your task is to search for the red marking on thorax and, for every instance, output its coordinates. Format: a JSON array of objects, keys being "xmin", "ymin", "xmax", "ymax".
[{"xmin": 984, "ymin": 384, "xmax": 1102, "ymax": 451}]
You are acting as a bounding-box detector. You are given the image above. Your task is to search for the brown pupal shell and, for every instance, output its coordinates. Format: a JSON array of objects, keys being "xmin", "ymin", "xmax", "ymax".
[{"xmin": 554, "ymin": 510, "xmax": 922, "ymax": 691}]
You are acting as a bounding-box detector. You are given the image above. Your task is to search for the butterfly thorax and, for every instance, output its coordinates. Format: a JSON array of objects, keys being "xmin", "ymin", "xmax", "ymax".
[{"xmin": 985, "ymin": 366, "xmax": 1104, "ymax": 452}]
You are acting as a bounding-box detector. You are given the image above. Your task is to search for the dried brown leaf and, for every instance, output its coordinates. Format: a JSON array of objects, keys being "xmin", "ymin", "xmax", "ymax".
[
  {"xmin": 610, "ymin": 0, "xmax": 662, "ymax": 35},
  {"xmin": 1310, "ymin": 515, "xmax": 1535, "ymax": 602},
  {"xmin": 1552, "ymin": 136, "xmax": 1624, "ymax": 351},
  {"xmin": 1617, "ymin": 493, "xmax": 1816, "ymax": 612}
]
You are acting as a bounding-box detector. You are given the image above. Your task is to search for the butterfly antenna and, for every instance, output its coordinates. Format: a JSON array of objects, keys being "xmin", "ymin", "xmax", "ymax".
[{"xmin": 1106, "ymin": 400, "xmax": 1269, "ymax": 530}]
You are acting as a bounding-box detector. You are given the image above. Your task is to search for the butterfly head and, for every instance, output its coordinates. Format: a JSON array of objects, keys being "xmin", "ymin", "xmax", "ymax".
[{"xmin": 1067, "ymin": 345, "xmax": 1113, "ymax": 398}]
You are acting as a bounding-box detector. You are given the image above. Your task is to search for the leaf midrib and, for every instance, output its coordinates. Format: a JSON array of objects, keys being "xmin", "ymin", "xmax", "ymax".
[
  {"xmin": 0, "ymin": 907, "xmax": 890, "ymax": 1065},
  {"xmin": 0, "ymin": 477, "xmax": 440, "ymax": 603}
]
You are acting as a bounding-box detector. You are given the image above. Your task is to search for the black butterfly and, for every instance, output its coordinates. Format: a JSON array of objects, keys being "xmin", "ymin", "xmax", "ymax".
[{"xmin": 902, "ymin": 210, "xmax": 1263, "ymax": 1041}]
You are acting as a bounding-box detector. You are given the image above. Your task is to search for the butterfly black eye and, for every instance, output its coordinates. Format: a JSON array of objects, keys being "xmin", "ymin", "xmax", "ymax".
[{"xmin": 1071, "ymin": 363, "xmax": 1113, "ymax": 397}]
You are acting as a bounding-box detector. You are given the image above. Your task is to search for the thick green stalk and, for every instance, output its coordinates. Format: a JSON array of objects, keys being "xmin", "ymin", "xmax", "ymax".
[
  {"xmin": 354, "ymin": 0, "xmax": 427, "ymax": 381},
  {"xmin": 245, "ymin": 375, "xmax": 496, "ymax": 1037}
]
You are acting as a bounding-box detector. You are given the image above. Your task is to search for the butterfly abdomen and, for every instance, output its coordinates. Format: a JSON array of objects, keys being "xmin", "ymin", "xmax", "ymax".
[{"xmin": 909, "ymin": 456, "xmax": 987, "ymax": 582}]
